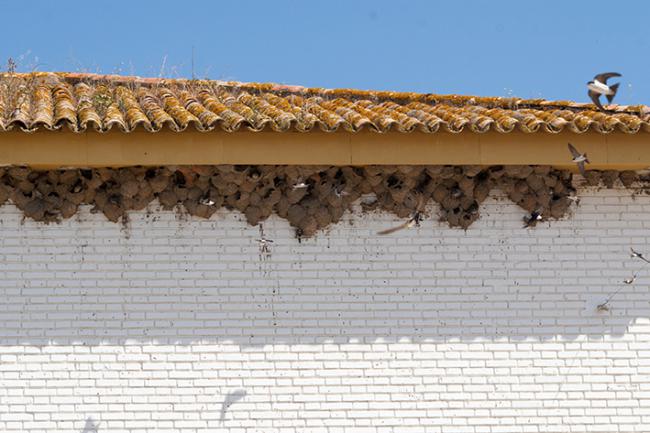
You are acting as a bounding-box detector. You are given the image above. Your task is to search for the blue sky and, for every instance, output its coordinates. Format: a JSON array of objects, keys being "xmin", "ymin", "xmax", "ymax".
[{"xmin": 2, "ymin": 0, "xmax": 649, "ymax": 105}]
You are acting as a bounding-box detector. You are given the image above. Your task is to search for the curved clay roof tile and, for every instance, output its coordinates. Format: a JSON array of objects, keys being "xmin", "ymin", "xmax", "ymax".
[{"xmin": 0, "ymin": 72, "xmax": 647, "ymax": 135}]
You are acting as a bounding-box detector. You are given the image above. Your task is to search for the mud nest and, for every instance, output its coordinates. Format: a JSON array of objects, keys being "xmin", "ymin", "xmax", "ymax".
[{"xmin": 0, "ymin": 165, "xmax": 641, "ymax": 236}]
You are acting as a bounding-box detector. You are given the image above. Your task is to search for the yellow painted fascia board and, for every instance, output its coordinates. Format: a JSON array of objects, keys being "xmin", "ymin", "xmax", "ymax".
[{"xmin": 0, "ymin": 130, "xmax": 649, "ymax": 169}]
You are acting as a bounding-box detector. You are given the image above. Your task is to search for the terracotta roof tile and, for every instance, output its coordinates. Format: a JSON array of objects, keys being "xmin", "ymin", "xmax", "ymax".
[{"xmin": 0, "ymin": 72, "xmax": 648, "ymax": 134}]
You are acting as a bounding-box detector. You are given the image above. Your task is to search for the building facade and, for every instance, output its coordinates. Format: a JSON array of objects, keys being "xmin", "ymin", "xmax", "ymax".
[{"xmin": 1, "ymin": 73, "xmax": 649, "ymax": 432}]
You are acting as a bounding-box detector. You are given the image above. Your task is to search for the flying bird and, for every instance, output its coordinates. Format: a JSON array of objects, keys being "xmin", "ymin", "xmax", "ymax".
[
  {"xmin": 630, "ymin": 247, "xmax": 650, "ymax": 264},
  {"xmin": 623, "ymin": 273, "xmax": 637, "ymax": 285},
  {"xmin": 524, "ymin": 210, "xmax": 542, "ymax": 228},
  {"xmin": 523, "ymin": 210, "xmax": 542, "ymax": 228},
  {"xmin": 377, "ymin": 211, "xmax": 422, "ymax": 235},
  {"xmin": 587, "ymin": 72, "xmax": 621, "ymax": 111},
  {"xmin": 567, "ymin": 143, "xmax": 589, "ymax": 177},
  {"xmin": 256, "ymin": 237, "xmax": 273, "ymax": 245},
  {"xmin": 598, "ymin": 284, "xmax": 627, "ymax": 312},
  {"xmin": 256, "ymin": 237, "xmax": 273, "ymax": 255},
  {"xmin": 596, "ymin": 300, "xmax": 611, "ymax": 312},
  {"xmin": 219, "ymin": 389, "xmax": 247, "ymax": 423}
]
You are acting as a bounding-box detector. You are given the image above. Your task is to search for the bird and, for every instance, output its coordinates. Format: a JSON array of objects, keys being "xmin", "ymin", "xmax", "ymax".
[
  {"xmin": 450, "ymin": 187, "xmax": 463, "ymax": 198},
  {"xmin": 623, "ymin": 273, "xmax": 637, "ymax": 285},
  {"xmin": 291, "ymin": 182, "xmax": 308, "ymax": 190},
  {"xmin": 596, "ymin": 300, "xmax": 611, "ymax": 312},
  {"xmin": 199, "ymin": 197, "xmax": 215, "ymax": 206},
  {"xmin": 360, "ymin": 193, "xmax": 378, "ymax": 205},
  {"xmin": 597, "ymin": 285, "xmax": 627, "ymax": 312},
  {"xmin": 219, "ymin": 389, "xmax": 247, "ymax": 423},
  {"xmin": 333, "ymin": 185, "xmax": 349, "ymax": 198},
  {"xmin": 523, "ymin": 210, "xmax": 543, "ymax": 228},
  {"xmin": 567, "ymin": 143, "xmax": 589, "ymax": 177},
  {"xmin": 630, "ymin": 247, "xmax": 650, "ymax": 264},
  {"xmin": 567, "ymin": 194, "xmax": 580, "ymax": 205},
  {"xmin": 587, "ymin": 72, "xmax": 621, "ymax": 111},
  {"xmin": 377, "ymin": 211, "xmax": 421, "ymax": 235},
  {"xmin": 256, "ymin": 237, "xmax": 273, "ymax": 255},
  {"xmin": 71, "ymin": 179, "xmax": 84, "ymax": 193}
]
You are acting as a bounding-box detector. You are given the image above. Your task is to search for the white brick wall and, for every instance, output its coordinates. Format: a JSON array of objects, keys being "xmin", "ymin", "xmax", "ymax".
[{"xmin": 1, "ymin": 186, "xmax": 650, "ymax": 433}]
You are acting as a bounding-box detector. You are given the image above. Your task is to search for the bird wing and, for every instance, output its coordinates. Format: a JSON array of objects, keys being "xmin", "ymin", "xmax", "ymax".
[
  {"xmin": 594, "ymin": 72, "xmax": 621, "ymax": 84},
  {"xmin": 522, "ymin": 215, "xmax": 534, "ymax": 228},
  {"xmin": 567, "ymin": 143, "xmax": 581, "ymax": 158},
  {"xmin": 377, "ymin": 221, "xmax": 409, "ymax": 235},
  {"xmin": 577, "ymin": 161, "xmax": 587, "ymax": 178},
  {"xmin": 588, "ymin": 90, "xmax": 605, "ymax": 111}
]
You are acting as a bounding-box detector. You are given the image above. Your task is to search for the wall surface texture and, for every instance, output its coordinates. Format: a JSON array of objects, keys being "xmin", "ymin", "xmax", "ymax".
[{"xmin": 1, "ymin": 186, "xmax": 649, "ymax": 433}]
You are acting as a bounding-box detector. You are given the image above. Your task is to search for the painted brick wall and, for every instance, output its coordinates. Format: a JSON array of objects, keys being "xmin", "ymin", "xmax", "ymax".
[{"xmin": 1, "ymin": 186, "xmax": 649, "ymax": 433}]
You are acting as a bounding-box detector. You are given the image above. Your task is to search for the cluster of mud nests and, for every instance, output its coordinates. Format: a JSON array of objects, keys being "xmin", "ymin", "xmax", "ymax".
[{"xmin": 0, "ymin": 165, "xmax": 642, "ymax": 236}]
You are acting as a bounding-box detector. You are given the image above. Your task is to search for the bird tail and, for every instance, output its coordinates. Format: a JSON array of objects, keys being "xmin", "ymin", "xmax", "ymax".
[{"xmin": 606, "ymin": 83, "xmax": 620, "ymax": 103}]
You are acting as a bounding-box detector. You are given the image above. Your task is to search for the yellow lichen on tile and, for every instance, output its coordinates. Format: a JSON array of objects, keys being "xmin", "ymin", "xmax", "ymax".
[{"xmin": 0, "ymin": 72, "xmax": 647, "ymax": 135}]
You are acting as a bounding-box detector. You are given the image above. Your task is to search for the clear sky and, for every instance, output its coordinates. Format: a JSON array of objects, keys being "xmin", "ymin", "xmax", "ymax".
[{"xmin": 2, "ymin": 0, "xmax": 649, "ymax": 105}]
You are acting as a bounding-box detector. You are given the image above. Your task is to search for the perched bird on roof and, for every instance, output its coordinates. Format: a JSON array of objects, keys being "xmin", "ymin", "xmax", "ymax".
[
  {"xmin": 587, "ymin": 72, "xmax": 621, "ymax": 111},
  {"xmin": 567, "ymin": 143, "xmax": 589, "ymax": 177}
]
